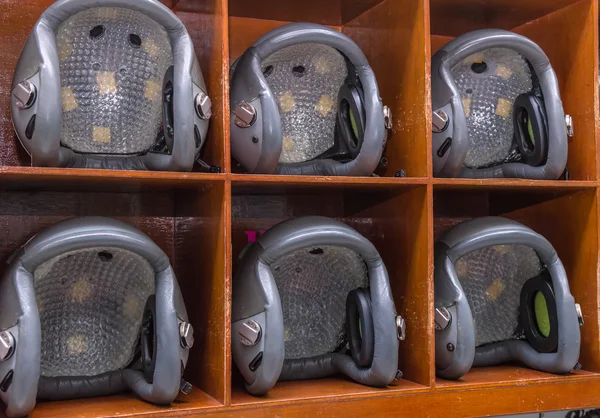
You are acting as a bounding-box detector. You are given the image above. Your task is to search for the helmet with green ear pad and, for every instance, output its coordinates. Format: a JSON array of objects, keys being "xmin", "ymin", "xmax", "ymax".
[
  {"xmin": 230, "ymin": 22, "xmax": 387, "ymax": 176},
  {"xmin": 434, "ymin": 217, "xmax": 581, "ymax": 380},
  {"xmin": 431, "ymin": 29, "xmax": 567, "ymax": 179}
]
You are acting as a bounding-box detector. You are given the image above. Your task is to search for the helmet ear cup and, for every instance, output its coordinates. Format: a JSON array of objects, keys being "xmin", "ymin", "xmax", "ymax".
[
  {"xmin": 337, "ymin": 84, "xmax": 366, "ymax": 159},
  {"xmin": 162, "ymin": 66, "xmax": 175, "ymax": 152},
  {"xmin": 513, "ymin": 93, "xmax": 548, "ymax": 166},
  {"xmin": 346, "ymin": 288, "xmax": 374, "ymax": 367},
  {"xmin": 519, "ymin": 274, "xmax": 559, "ymax": 353},
  {"xmin": 141, "ymin": 295, "xmax": 158, "ymax": 383}
]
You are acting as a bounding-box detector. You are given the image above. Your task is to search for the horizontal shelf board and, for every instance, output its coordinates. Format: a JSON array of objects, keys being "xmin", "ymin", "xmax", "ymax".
[
  {"xmin": 231, "ymin": 377, "xmax": 428, "ymax": 406},
  {"xmin": 0, "ymin": 166, "xmax": 225, "ymax": 192},
  {"xmin": 28, "ymin": 375, "xmax": 600, "ymax": 418},
  {"xmin": 224, "ymin": 376, "xmax": 600, "ymax": 417},
  {"xmin": 29, "ymin": 387, "xmax": 222, "ymax": 418},
  {"xmin": 433, "ymin": 178, "xmax": 597, "ymax": 190},
  {"xmin": 230, "ymin": 173, "xmax": 430, "ymax": 187},
  {"xmin": 435, "ymin": 366, "xmax": 598, "ymax": 391}
]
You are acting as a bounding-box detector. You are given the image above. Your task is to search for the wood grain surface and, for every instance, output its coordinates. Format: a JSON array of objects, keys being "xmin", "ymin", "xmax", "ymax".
[
  {"xmin": 0, "ymin": 0, "xmax": 598, "ymax": 417},
  {"xmin": 344, "ymin": 0, "xmax": 431, "ymax": 178},
  {"xmin": 512, "ymin": 0, "xmax": 598, "ymax": 181}
]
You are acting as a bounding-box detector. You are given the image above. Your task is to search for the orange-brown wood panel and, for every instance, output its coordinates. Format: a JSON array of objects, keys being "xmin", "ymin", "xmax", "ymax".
[
  {"xmin": 177, "ymin": 3, "xmax": 229, "ymax": 173},
  {"xmin": 28, "ymin": 390, "xmax": 221, "ymax": 418},
  {"xmin": 230, "ymin": 173, "xmax": 429, "ymax": 188},
  {"xmin": 0, "ymin": 191, "xmax": 176, "ymax": 267},
  {"xmin": 228, "ymin": 0, "xmax": 388, "ymax": 26},
  {"xmin": 228, "ymin": 0, "xmax": 343, "ymax": 25},
  {"xmin": 502, "ymin": 189, "xmax": 600, "ymax": 371},
  {"xmin": 0, "ymin": 166, "xmax": 225, "ymax": 193},
  {"xmin": 22, "ymin": 373, "xmax": 600, "ymax": 417},
  {"xmin": 223, "ymin": 180, "xmax": 233, "ymax": 406},
  {"xmin": 175, "ymin": 183, "xmax": 229, "ymax": 404},
  {"xmin": 430, "ymin": 34, "xmax": 454, "ymax": 55},
  {"xmin": 228, "ymin": 17, "xmax": 342, "ymax": 63},
  {"xmin": 0, "ymin": 0, "xmax": 55, "ymax": 166},
  {"xmin": 512, "ymin": 0, "xmax": 598, "ymax": 181},
  {"xmin": 433, "ymin": 189, "xmax": 491, "ymax": 238},
  {"xmin": 430, "ymin": 0, "xmax": 581, "ymax": 36},
  {"xmin": 227, "ymin": 375, "xmax": 600, "ymax": 417},
  {"xmin": 174, "ymin": 0, "xmax": 215, "ymax": 14},
  {"xmin": 343, "ymin": 0, "xmax": 430, "ymax": 178},
  {"xmin": 341, "ymin": 0, "xmax": 386, "ymax": 24},
  {"xmin": 344, "ymin": 186, "xmax": 433, "ymax": 386},
  {"xmin": 433, "ymin": 178, "xmax": 597, "ymax": 191},
  {"xmin": 21, "ymin": 373, "xmax": 600, "ymax": 418},
  {"xmin": 436, "ymin": 365, "xmax": 596, "ymax": 389},
  {"xmin": 231, "ymin": 377, "xmax": 427, "ymax": 406}
]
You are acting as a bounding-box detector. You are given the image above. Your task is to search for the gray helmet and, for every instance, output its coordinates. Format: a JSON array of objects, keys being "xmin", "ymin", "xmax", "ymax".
[
  {"xmin": 11, "ymin": 0, "xmax": 211, "ymax": 171},
  {"xmin": 232, "ymin": 216, "xmax": 403, "ymax": 395},
  {"xmin": 230, "ymin": 23, "xmax": 390, "ymax": 176},
  {"xmin": 435, "ymin": 217, "xmax": 581, "ymax": 379},
  {"xmin": 0, "ymin": 217, "xmax": 192, "ymax": 417},
  {"xmin": 431, "ymin": 29, "xmax": 568, "ymax": 179}
]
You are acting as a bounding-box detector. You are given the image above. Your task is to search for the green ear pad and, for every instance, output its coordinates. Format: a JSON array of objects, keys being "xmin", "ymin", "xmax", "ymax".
[
  {"xmin": 527, "ymin": 118, "xmax": 535, "ymax": 145},
  {"xmin": 534, "ymin": 291, "xmax": 550, "ymax": 337},
  {"xmin": 520, "ymin": 274, "xmax": 558, "ymax": 353},
  {"xmin": 350, "ymin": 110, "xmax": 359, "ymax": 139},
  {"xmin": 358, "ymin": 317, "xmax": 362, "ymax": 339}
]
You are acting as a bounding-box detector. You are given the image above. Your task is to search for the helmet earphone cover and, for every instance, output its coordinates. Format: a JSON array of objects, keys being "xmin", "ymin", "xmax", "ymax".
[
  {"xmin": 230, "ymin": 23, "xmax": 389, "ymax": 177},
  {"xmin": 431, "ymin": 29, "xmax": 568, "ymax": 179},
  {"xmin": 231, "ymin": 216, "xmax": 402, "ymax": 395},
  {"xmin": 11, "ymin": 0, "xmax": 211, "ymax": 172},
  {"xmin": 434, "ymin": 217, "xmax": 581, "ymax": 380},
  {"xmin": 0, "ymin": 217, "xmax": 192, "ymax": 418}
]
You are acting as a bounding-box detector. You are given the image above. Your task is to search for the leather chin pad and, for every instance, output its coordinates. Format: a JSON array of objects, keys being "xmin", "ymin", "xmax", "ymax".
[{"xmin": 346, "ymin": 288, "xmax": 374, "ymax": 368}]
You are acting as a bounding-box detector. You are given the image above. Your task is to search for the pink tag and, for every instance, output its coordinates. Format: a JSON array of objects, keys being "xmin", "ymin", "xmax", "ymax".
[{"xmin": 244, "ymin": 230, "xmax": 265, "ymax": 242}]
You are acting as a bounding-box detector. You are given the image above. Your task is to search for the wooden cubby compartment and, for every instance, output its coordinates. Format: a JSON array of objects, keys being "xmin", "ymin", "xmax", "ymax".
[
  {"xmin": 230, "ymin": 182, "xmax": 432, "ymax": 404},
  {"xmin": 0, "ymin": 182, "xmax": 229, "ymax": 417},
  {"xmin": 433, "ymin": 185, "xmax": 600, "ymax": 388},
  {"xmin": 0, "ymin": 0, "xmax": 228, "ymax": 175},
  {"xmin": 228, "ymin": 0, "xmax": 430, "ymax": 178},
  {"xmin": 430, "ymin": 0, "xmax": 599, "ymax": 181}
]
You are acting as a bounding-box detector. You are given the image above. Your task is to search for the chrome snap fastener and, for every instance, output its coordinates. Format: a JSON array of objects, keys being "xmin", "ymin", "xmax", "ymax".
[
  {"xmin": 233, "ymin": 102, "xmax": 257, "ymax": 128},
  {"xmin": 239, "ymin": 319, "xmax": 261, "ymax": 346}
]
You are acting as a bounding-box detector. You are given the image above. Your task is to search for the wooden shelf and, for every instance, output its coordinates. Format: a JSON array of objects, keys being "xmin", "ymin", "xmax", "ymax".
[
  {"xmin": 435, "ymin": 366, "xmax": 598, "ymax": 390},
  {"xmin": 28, "ymin": 388, "xmax": 222, "ymax": 418},
  {"xmin": 230, "ymin": 378, "xmax": 428, "ymax": 406},
  {"xmin": 0, "ymin": 0, "xmax": 599, "ymax": 416},
  {"xmin": 432, "ymin": 178, "xmax": 598, "ymax": 190}
]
